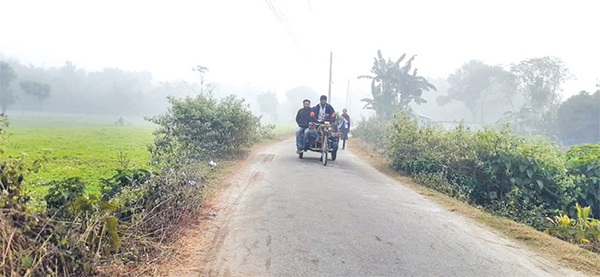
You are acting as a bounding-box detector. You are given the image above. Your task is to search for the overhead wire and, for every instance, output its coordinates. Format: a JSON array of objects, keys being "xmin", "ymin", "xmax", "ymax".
[{"xmin": 264, "ymin": 0, "xmax": 305, "ymax": 55}]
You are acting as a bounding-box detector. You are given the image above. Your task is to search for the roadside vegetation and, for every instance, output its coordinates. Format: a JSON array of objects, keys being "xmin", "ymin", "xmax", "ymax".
[
  {"xmin": 0, "ymin": 91, "xmax": 274, "ymax": 276},
  {"xmin": 354, "ymin": 112, "xmax": 600, "ymax": 253},
  {"xmin": 351, "ymin": 49, "xmax": 600, "ymax": 268}
]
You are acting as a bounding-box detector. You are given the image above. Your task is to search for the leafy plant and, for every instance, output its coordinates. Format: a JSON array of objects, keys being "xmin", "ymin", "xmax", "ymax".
[
  {"xmin": 44, "ymin": 177, "xmax": 86, "ymax": 212},
  {"xmin": 101, "ymin": 168, "xmax": 152, "ymax": 201},
  {"xmin": 146, "ymin": 93, "xmax": 264, "ymax": 166},
  {"xmin": 567, "ymin": 143, "xmax": 600, "ymax": 217},
  {"xmin": 547, "ymin": 204, "xmax": 600, "ymax": 246},
  {"xmin": 380, "ymin": 110, "xmax": 580, "ymax": 228}
]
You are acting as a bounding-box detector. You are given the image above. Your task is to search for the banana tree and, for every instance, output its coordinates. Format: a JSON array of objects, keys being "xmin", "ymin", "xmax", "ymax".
[{"xmin": 358, "ymin": 50, "xmax": 436, "ymax": 120}]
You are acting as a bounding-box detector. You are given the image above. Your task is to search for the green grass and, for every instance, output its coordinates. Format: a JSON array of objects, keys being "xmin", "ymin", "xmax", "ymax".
[
  {"xmin": 272, "ymin": 123, "xmax": 296, "ymax": 138},
  {"xmin": 1, "ymin": 114, "xmax": 156, "ymax": 203},
  {"xmin": 1, "ymin": 114, "xmax": 294, "ymax": 209}
]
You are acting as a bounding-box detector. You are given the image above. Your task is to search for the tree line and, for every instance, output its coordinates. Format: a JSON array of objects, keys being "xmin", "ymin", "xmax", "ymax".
[
  {"xmin": 0, "ymin": 57, "xmax": 203, "ymax": 116},
  {"xmin": 357, "ymin": 50, "xmax": 599, "ymax": 145}
]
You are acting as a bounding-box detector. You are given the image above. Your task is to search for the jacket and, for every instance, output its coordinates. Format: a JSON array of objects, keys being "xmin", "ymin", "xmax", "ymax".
[
  {"xmin": 310, "ymin": 103, "xmax": 336, "ymax": 122},
  {"xmin": 296, "ymin": 107, "xmax": 312, "ymax": 128}
]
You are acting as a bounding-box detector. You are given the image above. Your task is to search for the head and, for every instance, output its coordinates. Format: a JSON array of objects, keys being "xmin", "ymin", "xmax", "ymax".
[
  {"xmin": 302, "ymin": 99, "xmax": 311, "ymax": 109},
  {"xmin": 342, "ymin": 108, "xmax": 347, "ymax": 114},
  {"xmin": 320, "ymin": 95, "xmax": 327, "ymax": 105}
]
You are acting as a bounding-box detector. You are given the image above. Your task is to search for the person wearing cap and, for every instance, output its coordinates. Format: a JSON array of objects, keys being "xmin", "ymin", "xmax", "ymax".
[
  {"xmin": 295, "ymin": 99, "xmax": 312, "ymax": 153},
  {"xmin": 303, "ymin": 95, "xmax": 335, "ymax": 151},
  {"xmin": 310, "ymin": 95, "xmax": 336, "ymax": 123}
]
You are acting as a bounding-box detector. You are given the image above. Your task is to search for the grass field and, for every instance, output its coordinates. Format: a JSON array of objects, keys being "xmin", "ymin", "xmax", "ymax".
[
  {"xmin": 2, "ymin": 114, "xmax": 294, "ymax": 207},
  {"xmin": 2, "ymin": 114, "xmax": 156, "ymax": 204}
]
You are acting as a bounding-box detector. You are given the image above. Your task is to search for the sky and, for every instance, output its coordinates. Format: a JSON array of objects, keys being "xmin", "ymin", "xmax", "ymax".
[{"xmin": 1, "ymin": 0, "xmax": 598, "ymax": 108}]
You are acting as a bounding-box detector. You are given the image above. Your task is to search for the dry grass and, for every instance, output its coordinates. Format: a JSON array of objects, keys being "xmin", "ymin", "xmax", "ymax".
[
  {"xmin": 348, "ymin": 138, "xmax": 600, "ymax": 276},
  {"xmin": 135, "ymin": 140, "xmax": 280, "ymax": 276}
]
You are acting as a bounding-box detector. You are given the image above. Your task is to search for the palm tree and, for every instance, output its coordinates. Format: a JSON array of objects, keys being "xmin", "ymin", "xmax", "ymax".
[{"xmin": 358, "ymin": 50, "xmax": 436, "ymax": 120}]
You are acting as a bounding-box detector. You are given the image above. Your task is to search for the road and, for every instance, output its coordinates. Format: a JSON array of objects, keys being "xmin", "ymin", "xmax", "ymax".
[{"xmin": 202, "ymin": 138, "xmax": 584, "ymax": 276}]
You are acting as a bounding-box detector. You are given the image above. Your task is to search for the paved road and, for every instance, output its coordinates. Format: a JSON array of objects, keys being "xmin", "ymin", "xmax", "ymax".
[{"xmin": 202, "ymin": 139, "xmax": 583, "ymax": 276}]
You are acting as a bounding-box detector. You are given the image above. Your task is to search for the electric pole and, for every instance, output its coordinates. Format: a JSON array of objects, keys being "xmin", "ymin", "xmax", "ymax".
[
  {"xmin": 345, "ymin": 79, "xmax": 350, "ymax": 111},
  {"xmin": 328, "ymin": 52, "xmax": 332, "ymax": 101}
]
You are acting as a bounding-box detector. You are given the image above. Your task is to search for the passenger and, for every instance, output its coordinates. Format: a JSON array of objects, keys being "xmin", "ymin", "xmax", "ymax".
[
  {"xmin": 295, "ymin": 99, "xmax": 312, "ymax": 154},
  {"xmin": 304, "ymin": 122, "xmax": 319, "ymax": 150}
]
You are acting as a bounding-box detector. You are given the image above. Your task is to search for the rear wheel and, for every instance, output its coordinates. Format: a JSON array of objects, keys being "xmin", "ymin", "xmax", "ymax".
[{"xmin": 322, "ymin": 136, "xmax": 328, "ymax": 166}]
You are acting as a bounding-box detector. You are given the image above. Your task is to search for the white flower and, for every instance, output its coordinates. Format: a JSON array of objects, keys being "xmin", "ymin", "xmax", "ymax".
[{"xmin": 209, "ymin": 160, "xmax": 217, "ymax": 167}]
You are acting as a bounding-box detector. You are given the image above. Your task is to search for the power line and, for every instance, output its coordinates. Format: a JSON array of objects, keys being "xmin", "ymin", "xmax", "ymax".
[{"xmin": 264, "ymin": 0, "xmax": 304, "ymax": 54}]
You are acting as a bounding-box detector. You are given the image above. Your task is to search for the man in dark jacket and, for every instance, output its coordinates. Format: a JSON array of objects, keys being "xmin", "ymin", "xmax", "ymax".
[
  {"xmin": 310, "ymin": 95, "xmax": 336, "ymax": 123},
  {"xmin": 295, "ymin": 99, "xmax": 312, "ymax": 153}
]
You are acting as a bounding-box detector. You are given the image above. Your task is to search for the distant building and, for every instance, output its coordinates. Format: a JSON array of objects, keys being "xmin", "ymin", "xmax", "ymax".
[{"xmin": 418, "ymin": 113, "xmax": 485, "ymax": 130}]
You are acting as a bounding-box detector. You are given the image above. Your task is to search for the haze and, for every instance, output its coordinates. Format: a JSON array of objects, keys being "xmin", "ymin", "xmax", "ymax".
[{"xmin": 0, "ymin": 0, "xmax": 598, "ymax": 121}]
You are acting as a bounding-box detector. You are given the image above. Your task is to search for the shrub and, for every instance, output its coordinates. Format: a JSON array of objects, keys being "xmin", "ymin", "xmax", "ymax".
[
  {"xmin": 146, "ymin": 94, "xmax": 264, "ymax": 166},
  {"xmin": 384, "ymin": 110, "xmax": 579, "ymax": 229},
  {"xmin": 101, "ymin": 168, "xmax": 153, "ymax": 201},
  {"xmin": 1, "ymin": 159, "xmax": 98, "ymax": 276},
  {"xmin": 44, "ymin": 177, "xmax": 86, "ymax": 212},
  {"xmin": 567, "ymin": 143, "xmax": 600, "ymax": 217},
  {"xmin": 106, "ymin": 163, "xmax": 212, "ymax": 262},
  {"xmin": 351, "ymin": 115, "xmax": 390, "ymax": 150}
]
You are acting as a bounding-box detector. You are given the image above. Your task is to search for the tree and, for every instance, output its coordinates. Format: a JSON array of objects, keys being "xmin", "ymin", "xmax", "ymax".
[
  {"xmin": 437, "ymin": 60, "xmax": 515, "ymax": 123},
  {"xmin": 19, "ymin": 80, "xmax": 51, "ymax": 113},
  {"xmin": 192, "ymin": 65, "xmax": 214, "ymax": 95},
  {"xmin": 358, "ymin": 50, "xmax": 436, "ymax": 120},
  {"xmin": 256, "ymin": 91, "xmax": 278, "ymax": 121},
  {"xmin": 0, "ymin": 61, "xmax": 18, "ymax": 114},
  {"xmin": 557, "ymin": 90, "xmax": 600, "ymax": 145},
  {"xmin": 278, "ymin": 86, "xmax": 319, "ymax": 124},
  {"xmin": 510, "ymin": 56, "xmax": 571, "ymax": 135},
  {"xmin": 285, "ymin": 86, "xmax": 319, "ymax": 106}
]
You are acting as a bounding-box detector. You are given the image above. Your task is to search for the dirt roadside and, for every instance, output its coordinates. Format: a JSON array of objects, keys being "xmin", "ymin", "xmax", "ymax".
[
  {"xmin": 347, "ymin": 139, "xmax": 600, "ymax": 276},
  {"xmin": 140, "ymin": 139, "xmax": 283, "ymax": 277}
]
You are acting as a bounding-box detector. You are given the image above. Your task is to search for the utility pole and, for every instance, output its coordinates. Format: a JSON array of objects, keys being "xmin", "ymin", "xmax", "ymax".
[
  {"xmin": 345, "ymin": 79, "xmax": 350, "ymax": 111},
  {"xmin": 328, "ymin": 51, "xmax": 332, "ymax": 101}
]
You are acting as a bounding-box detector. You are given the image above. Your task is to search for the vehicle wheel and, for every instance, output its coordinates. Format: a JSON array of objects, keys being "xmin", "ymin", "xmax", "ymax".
[
  {"xmin": 321, "ymin": 136, "xmax": 328, "ymax": 166},
  {"xmin": 298, "ymin": 152, "xmax": 303, "ymax": 159},
  {"xmin": 331, "ymin": 150, "xmax": 337, "ymax": 161}
]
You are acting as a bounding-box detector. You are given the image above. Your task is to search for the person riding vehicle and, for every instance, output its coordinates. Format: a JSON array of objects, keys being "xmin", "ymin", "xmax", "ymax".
[
  {"xmin": 295, "ymin": 99, "xmax": 312, "ymax": 154},
  {"xmin": 312, "ymin": 95, "xmax": 336, "ymax": 123},
  {"xmin": 305, "ymin": 95, "xmax": 336, "ymax": 150}
]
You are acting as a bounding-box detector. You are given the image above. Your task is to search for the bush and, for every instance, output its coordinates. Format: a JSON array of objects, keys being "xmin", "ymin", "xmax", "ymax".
[
  {"xmin": 383, "ymin": 111, "xmax": 580, "ymax": 229},
  {"xmin": 146, "ymin": 94, "xmax": 264, "ymax": 166},
  {"xmin": 44, "ymin": 177, "xmax": 86, "ymax": 212},
  {"xmin": 351, "ymin": 115, "xmax": 390, "ymax": 150},
  {"xmin": 1, "ymin": 158, "xmax": 99, "ymax": 276},
  {"xmin": 1, "ymin": 92, "xmax": 268, "ymax": 275},
  {"xmin": 101, "ymin": 168, "xmax": 153, "ymax": 201},
  {"xmin": 567, "ymin": 143, "xmax": 600, "ymax": 217}
]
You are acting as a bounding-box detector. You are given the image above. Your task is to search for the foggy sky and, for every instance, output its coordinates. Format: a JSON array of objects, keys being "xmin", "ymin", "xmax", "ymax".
[{"xmin": 1, "ymin": 0, "xmax": 598, "ymax": 107}]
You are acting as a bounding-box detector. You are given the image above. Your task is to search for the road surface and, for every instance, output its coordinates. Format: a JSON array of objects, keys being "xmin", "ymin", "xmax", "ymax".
[{"xmin": 202, "ymin": 139, "xmax": 583, "ymax": 276}]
